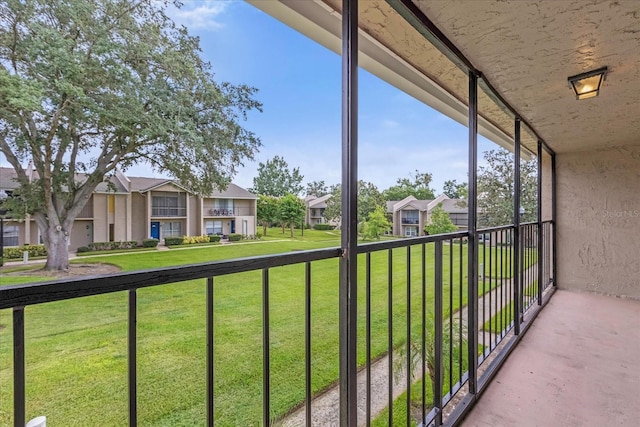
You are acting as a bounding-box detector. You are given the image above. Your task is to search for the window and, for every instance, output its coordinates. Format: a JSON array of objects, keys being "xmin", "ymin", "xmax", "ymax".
[
  {"xmin": 402, "ymin": 210, "xmax": 419, "ymax": 224},
  {"xmin": 205, "ymin": 220, "xmax": 223, "ymax": 235},
  {"xmin": 405, "ymin": 226, "xmax": 418, "ymax": 237},
  {"xmin": 2, "ymin": 224, "xmax": 19, "ymax": 246},
  {"xmin": 161, "ymin": 221, "xmax": 182, "ymax": 237},
  {"xmin": 214, "ymin": 199, "xmax": 234, "ymax": 209}
]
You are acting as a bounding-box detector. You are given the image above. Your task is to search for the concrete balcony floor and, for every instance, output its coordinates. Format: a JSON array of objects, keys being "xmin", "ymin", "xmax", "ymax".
[{"xmin": 462, "ymin": 289, "xmax": 640, "ymax": 427}]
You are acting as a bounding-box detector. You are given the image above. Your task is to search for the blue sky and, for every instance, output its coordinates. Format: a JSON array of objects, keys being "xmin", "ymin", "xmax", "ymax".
[
  {"xmin": 135, "ymin": 0, "xmax": 499, "ymax": 194},
  {"xmin": 0, "ymin": 1, "xmax": 496, "ymax": 194}
]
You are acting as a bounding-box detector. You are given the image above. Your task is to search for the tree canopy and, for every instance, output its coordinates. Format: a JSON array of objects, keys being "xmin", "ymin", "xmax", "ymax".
[
  {"xmin": 256, "ymin": 194, "xmax": 279, "ymax": 236},
  {"xmin": 278, "ymin": 193, "xmax": 305, "ymax": 237},
  {"xmin": 382, "ymin": 170, "xmax": 435, "ymax": 201},
  {"xmin": 305, "ymin": 180, "xmax": 328, "ymax": 197},
  {"xmin": 250, "ymin": 155, "xmax": 304, "ymax": 197},
  {"xmin": 361, "ymin": 205, "xmax": 391, "ymax": 240},
  {"xmin": 442, "ymin": 179, "xmax": 468, "ymax": 199},
  {"xmin": 0, "ymin": 0, "xmax": 262, "ymax": 269},
  {"xmin": 477, "ymin": 148, "xmax": 538, "ymax": 227},
  {"xmin": 425, "ymin": 203, "xmax": 457, "ymax": 235}
]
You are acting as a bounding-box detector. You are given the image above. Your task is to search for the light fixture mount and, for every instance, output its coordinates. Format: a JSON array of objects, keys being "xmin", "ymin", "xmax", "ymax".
[{"xmin": 568, "ymin": 66, "xmax": 608, "ymax": 100}]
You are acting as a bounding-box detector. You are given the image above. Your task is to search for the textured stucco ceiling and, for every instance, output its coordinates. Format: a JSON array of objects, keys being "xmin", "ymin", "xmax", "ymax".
[
  {"xmin": 413, "ymin": 0, "xmax": 640, "ymax": 153},
  {"xmin": 249, "ymin": 0, "xmax": 638, "ymax": 155}
]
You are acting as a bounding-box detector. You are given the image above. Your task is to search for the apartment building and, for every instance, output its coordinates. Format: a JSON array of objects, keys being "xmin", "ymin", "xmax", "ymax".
[
  {"xmin": 0, "ymin": 167, "xmax": 257, "ymax": 250},
  {"xmin": 386, "ymin": 194, "xmax": 467, "ymax": 236}
]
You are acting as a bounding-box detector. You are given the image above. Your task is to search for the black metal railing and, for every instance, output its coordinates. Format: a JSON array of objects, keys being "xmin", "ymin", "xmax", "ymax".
[
  {"xmin": 401, "ymin": 217, "xmax": 420, "ymax": 224},
  {"xmin": 1, "ymin": 223, "xmax": 555, "ymax": 426},
  {"xmin": 205, "ymin": 207, "xmax": 253, "ymax": 217}
]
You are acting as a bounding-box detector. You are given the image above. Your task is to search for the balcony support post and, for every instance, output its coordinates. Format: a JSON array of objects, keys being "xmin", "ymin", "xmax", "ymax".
[
  {"xmin": 537, "ymin": 141, "xmax": 543, "ymax": 304},
  {"xmin": 467, "ymin": 70, "xmax": 479, "ymax": 394},
  {"xmin": 434, "ymin": 241, "xmax": 444, "ymax": 426},
  {"xmin": 128, "ymin": 289, "xmax": 137, "ymax": 427},
  {"xmin": 513, "ymin": 119, "xmax": 522, "ymax": 335},
  {"xmin": 339, "ymin": 0, "xmax": 359, "ymax": 425},
  {"xmin": 551, "ymin": 152, "xmax": 557, "ymax": 286},
  {"xmin": 13, "ymin": 306, "xmax": 25, "ymax": 427}
]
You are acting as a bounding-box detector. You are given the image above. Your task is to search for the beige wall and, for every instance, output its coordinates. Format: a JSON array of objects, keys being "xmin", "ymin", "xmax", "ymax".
[
  {"xmin": 69, "ymin": 220, "xmax": 94, "ymax": 250},
  {"xmin": 93, "ymin": 194, "xmax": 108, "ymax": 242},
  {"xmin": 188, "ymin": 195, "xmax": 199, "ymax": 236},
  {"xmin": 557, "ymin": 144, "xmax": 640, "ymax": 298},
  {"xmin": 131, "ymin": 193, "xmax": 147, "ymax": 242}
]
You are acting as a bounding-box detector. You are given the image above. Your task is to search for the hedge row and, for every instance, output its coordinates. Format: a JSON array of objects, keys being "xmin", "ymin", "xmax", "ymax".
[
  {"xmin": 3, "ymin": 245, "xmax": 47, "ymax": 259},
  {"xmin": 313, "ymin": 223, "xmax": 335, "ymax": 230}
]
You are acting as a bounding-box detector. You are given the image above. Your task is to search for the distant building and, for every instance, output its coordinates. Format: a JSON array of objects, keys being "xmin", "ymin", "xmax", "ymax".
[
  {"xmin": 386, "ymin": 194, "xmax": 467, "ymax": 236},
  {"xmin": 0, "ymin": 167, "xmax": 257, "ymax": 251},
  {"xmin": 304, "ymin": 194, "xmax": 333, "ymax": 227}
]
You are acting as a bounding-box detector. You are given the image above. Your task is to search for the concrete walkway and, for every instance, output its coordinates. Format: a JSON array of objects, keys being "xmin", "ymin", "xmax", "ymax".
[
  {"xmin": 462, "ymin": 290, "xmax": 640, "ymax": 427},
  {"xmin": 280, "ymin": 266, "xmax": 540, "ymax": 426}
]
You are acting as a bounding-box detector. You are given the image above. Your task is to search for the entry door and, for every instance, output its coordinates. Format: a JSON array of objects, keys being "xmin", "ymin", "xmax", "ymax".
[
  {"xmin": 230, "ymin": 219, "xmax": 236, "ymax": 234},
  {"xmin": 150, "ymin": 222, "xmax": 160, "ymax": 239}
]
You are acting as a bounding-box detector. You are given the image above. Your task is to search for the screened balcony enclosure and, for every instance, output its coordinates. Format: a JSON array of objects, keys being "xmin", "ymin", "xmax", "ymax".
[{"xmin": 2, "ymin": 1, "xmax": 640, "ymax": 426}]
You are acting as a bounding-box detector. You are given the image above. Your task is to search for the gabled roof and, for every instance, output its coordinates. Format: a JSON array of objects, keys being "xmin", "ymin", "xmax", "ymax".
[
  {"xmin": 387, "ymin": 196, "xmax": 433, "ymax": 213},
  {"xmin": 307, "ymin": 194, "xmax": 331, "ymax": 208},
  {"xmin": 440, "ymin": 198, "xmax": 467, "ymax": 214},
  {"xmin": 386, "ymin": 194, "xmax": 466, "ymax": 214},
  {"xmin": 426, "ymin": 194, "xmax": 450, "ymax": 211},
  {"xmin": 207, "ymin": 183, "xmax": 257, "ymax": 200},
  {"xmin": 128, "ymin": 176, "xmax": 183, "ymax": 193},
  {"xmin": 0, "ymin": 167, "xmax": 21, "ymax": 190},
  {"xmin": 0, "ymin": 167, "xmax": 128, "ymax": 193}
]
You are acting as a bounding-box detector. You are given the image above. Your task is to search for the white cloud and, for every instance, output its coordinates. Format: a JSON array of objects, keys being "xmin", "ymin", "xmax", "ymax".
[{"xmin": 167, "ymin": 1, "xmax": 229, "ymax": 31}]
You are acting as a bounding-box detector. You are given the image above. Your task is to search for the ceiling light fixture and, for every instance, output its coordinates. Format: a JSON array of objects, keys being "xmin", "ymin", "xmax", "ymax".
[{"xmin": 568, "ymin": 67, "xmax": 608, "ymax": 100}]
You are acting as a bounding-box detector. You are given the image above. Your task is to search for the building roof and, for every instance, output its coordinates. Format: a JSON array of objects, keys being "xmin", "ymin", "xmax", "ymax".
[
  {"xmin": 0, "ymin": 167, "xmax": 21, "ymax": 190},
  {"xmin": 208, "ymin": 183, "xmax": 257, "ymax": 199},
  {"xmin": 128, "ymin": 176, "xmax": 176, "ymax": 192},
  {"xmin": 0, "ymin": 167, "xmax": 128, "ymax": 193},
  {"xmin": 386, "ymin": 195, "xmax": 466, "ymax": 214},
  {"xmin": 307, "ymin": 194, "xmax": 332, "ymax": 208},
  {"xmin": 1, "ymin": 167, "xmax": 253, "ymax": 198}
]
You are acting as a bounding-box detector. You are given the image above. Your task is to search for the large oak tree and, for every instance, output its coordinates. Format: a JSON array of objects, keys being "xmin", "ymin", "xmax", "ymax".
[{"xmin": 0, "ymin": 0, "xmax": 261, "ymax": 269}]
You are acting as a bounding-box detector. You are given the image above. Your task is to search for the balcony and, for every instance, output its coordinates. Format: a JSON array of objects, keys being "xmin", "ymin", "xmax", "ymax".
[
  {"xmin": 1, "ymin": 222, "xmax": 557, "ymax": 426},
  {"xmin": 151, "ymin": 207, "xmax": 187, "ymax": 217},
  {"xmin": 462, "ymin": 289, "xmax": 640, "ymax": 426},
  {"xmin": 401, "ymin": 217, "xmax": 420, "ymax": 225},
  {"xmin": 206, "ymin": 207, "xmax": 253, "ymax": 217}
]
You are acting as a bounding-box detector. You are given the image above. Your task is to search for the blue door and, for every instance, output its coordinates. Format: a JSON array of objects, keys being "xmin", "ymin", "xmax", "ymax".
[
  {"xmin": 230, "ymin": 219, "xmax": 236, "ymax": 234},
  {"xmin": 150, "ymin": 222, "xmax": 160, "ymax": 239}
]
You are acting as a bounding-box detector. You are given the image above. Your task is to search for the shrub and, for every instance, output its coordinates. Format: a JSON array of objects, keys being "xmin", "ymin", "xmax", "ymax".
[
  {"xmin": 256, "ymin": 231, "xmax": 262, "ymax": 239},
  {"xmin": 182, "ymin": 235, "xmax": 210, "ymax": 244},
  {"xmin": 88, "ymin": 241, "xmax": 138, "ymax": 251},
  {"xmin": 76, "ymin": 246, "xmax": 91, "ymax": 253},
  {"xmin": 164, "ymin": 237, "xmax": 183, "ymax": 246},
  {"xmin": 228, "ymin": 233, "xmax": 242, "ymax": 242},
  {"xmin": 142, "ymin": 238, "xmax": 159, "ymax": 248},
  {"xmin": 209, "ymin": 235, "xmax": 221, "ymax": 243},
  {"xmin": 313, "ymin": 223, "xmax": 334, "ymax": 230},
  {"xmin": 4, "ymin": 245, "xmax": 47, "ymax": 259}
]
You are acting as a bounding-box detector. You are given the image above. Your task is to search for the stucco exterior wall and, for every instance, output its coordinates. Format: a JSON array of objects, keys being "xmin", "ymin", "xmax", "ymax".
[
  {"xmin": 188, "ymin": 195, "xmax": 199, "ymax": 236},
  {"xmin": 69, "ymin": 220, "xmax": 93, "ymax": 250},
  {"xmin": 131, "ymin": 193, "xmax": 147, "ymax": 242},
  {"xmin": 557, "ymin": 145, "xmax": 640, "ymax": 298},
  {"xmin": 93, "ymin": 194, "xmax": 108, "ymax": 242}
]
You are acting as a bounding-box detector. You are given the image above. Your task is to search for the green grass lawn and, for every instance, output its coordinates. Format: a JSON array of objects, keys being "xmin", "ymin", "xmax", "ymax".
[
  {"xmin": 482, "ymin": 280, "xmax": 539, "ymax": 334},
  {"xmin": 0, "ymin": 230, "xmax": 526, "ymax": 426}
]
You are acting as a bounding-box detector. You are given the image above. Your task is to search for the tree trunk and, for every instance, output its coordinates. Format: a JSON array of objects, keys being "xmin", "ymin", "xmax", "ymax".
[
  {"xmin": 290, "ymin": 223, "xmax": 294, "ymax": 238},
  {"xmin": 44, "ymin": 224, "xmax": 71, "ymax": 271},
  {"xmin": 262, "ymin": 222, "xmax": 267, "ymax": 236}
]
